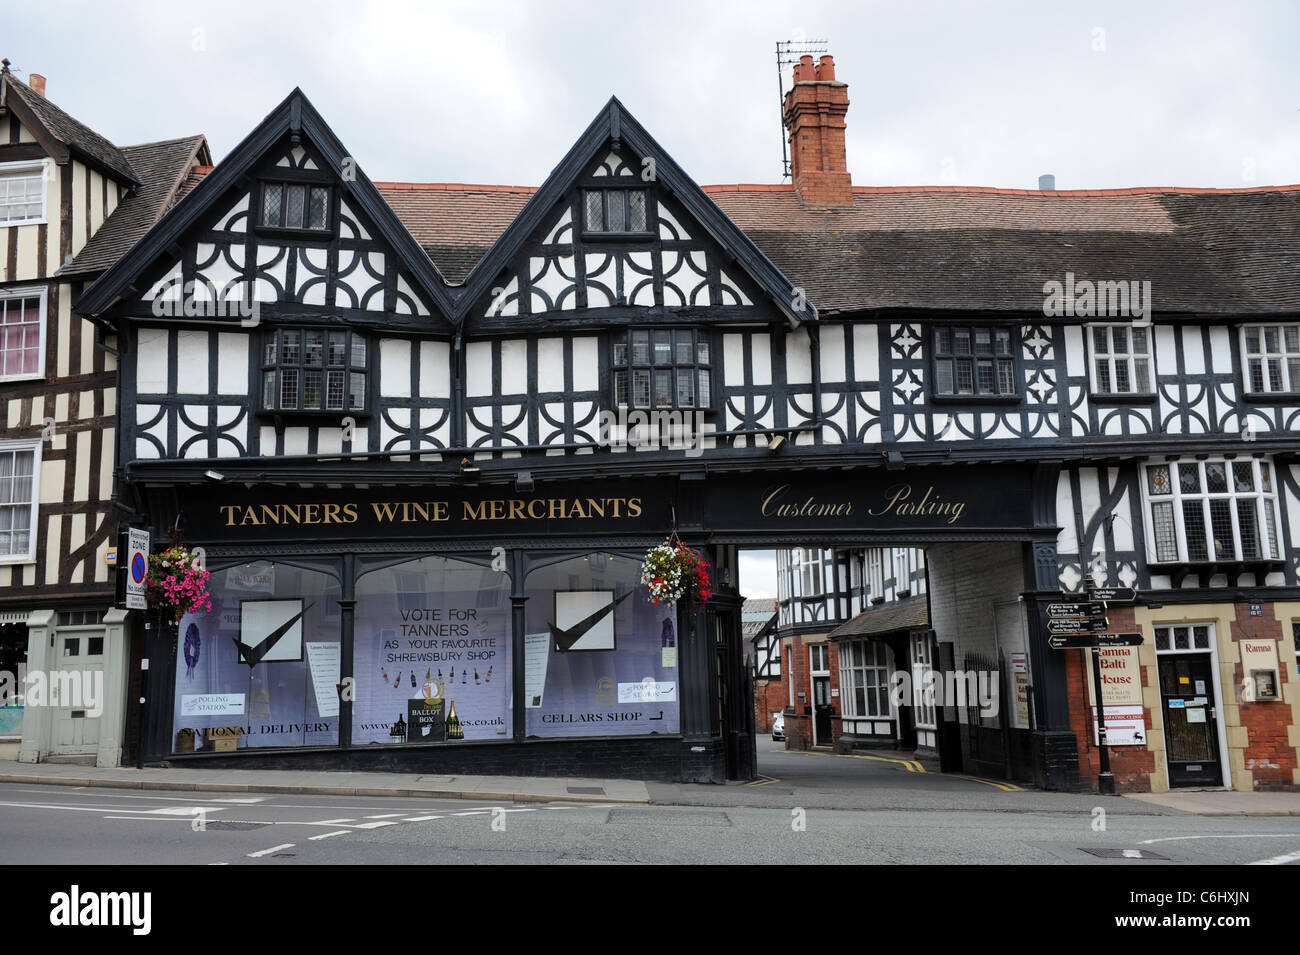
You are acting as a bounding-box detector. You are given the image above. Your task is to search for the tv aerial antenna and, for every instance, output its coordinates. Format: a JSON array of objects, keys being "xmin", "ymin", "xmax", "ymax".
[{"xmin": 775, "ymin": 39, "xmax": 829, "ymax": 179}]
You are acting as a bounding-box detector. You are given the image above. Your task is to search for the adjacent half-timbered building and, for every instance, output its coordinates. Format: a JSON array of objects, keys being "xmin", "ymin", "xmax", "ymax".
[
  {"xmin": 0, "ymin": 62, "xmax": 209, "ymax": 765},
  {"xmin": 77, "ymin": 54, "xmax": 1300, "ymax": 791}
]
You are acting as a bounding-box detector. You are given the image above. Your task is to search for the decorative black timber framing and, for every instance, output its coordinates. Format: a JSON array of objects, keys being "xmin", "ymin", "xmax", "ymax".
[{"xmin": 76, "ymin": 88, "xmax": 456, "ymax": 322}]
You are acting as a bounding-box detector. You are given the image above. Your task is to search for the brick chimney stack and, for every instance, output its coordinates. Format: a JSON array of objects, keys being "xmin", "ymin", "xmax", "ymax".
[
  {"xmin": 782, "ymin": 54, "xmax": 851, "ymax": 205},
  {"xmin": 29, "ymin": 73, "xmax": 45, "ymax": 97}
]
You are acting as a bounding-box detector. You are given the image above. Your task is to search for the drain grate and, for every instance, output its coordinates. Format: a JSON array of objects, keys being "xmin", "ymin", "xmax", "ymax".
[
  {"xmin": 1079, "ymin": 847, "xmax": 1168, "ymax": 860},
  {"xmin": 566, "ymin": 786, "xmax": 605, "ymax": 795},
  {"xmin": 205, "ymin": 821, "xmax": 272, "ymax": 831}
]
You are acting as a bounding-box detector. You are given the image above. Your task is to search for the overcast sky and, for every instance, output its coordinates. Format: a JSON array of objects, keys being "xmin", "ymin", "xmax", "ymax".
[
  {"xmin": 8, "ymin": 1, "xmax": 1294, "ymax": 598},
  {"xmin": 6, "ymin": 0, "xmax": 1298, "ymax": 191}
]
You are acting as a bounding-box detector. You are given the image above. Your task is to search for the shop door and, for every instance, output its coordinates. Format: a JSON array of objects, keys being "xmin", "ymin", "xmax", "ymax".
[
  {"xmin": 51, "ymin": 631, "xmax": 104, "ymax": 755},
  {"xmin": 1157, "ymin": 653, "xmax": 1222, "ymax": 787},
  {"xmin": 813, "ymin": 676, "xmax": 833, "ymax": 745}
]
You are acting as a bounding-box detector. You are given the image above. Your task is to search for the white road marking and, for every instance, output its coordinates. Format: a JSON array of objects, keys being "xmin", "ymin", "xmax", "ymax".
[
  {"xmin": 206, "ymin": 797, "xmax": 270, "ymax": 804},
  {"xmin": 143, "ymin": 805, "xmax": 225, "ymax": 815},
  {"xmin": 364, "ymin": 813, "xmax": 406, "ymax": 819},
  {"xmin": 1122, "ymin": 849, "xmax": 1142, "ymax": 858},
  {"xmin": 403, "ymin": 815, "xmax": 444, "ymax": 822},
  {"xmin": 308, "ymin": 830, "xmax": 351, "ymax": 841},
  {"xmin": 1139, "ymin": 833, "xmax": 1300, "ymax": 845},
  {"xmin": 1248, "ymin": 848, "xmax": 1300, "ymax": 865},
  {"xmin": 311, "ymin": 818, "xmax": 356, "ymax": 825},
  {"xmin": 353, "ymin": 821, "xmax": 397, "ymax": 829},
  {"xmin": 247, "ymin": 843, "xmax": 295, "ymax": 858}
]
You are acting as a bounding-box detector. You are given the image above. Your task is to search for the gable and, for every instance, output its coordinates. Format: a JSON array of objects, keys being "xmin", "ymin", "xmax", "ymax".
[
  {"xmin": 458, "ymin": 98, "xmax": 813, "ymax": 332},
  {"xmin": 78, "ymin": 89, "xmax": 456, "ymax": 328},
  {"xmin": 127, "ymin": 136, "xmax": 437, "ymax": 327},
  {"xmin": 473, "ymin": 146, "xmax": 758, "ymax": 325}
]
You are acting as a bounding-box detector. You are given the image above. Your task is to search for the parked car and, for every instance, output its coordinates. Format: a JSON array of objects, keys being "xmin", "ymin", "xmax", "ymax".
[{"xmin": 771, "ymin": 712, "xmax": 785, "ymax": 740}]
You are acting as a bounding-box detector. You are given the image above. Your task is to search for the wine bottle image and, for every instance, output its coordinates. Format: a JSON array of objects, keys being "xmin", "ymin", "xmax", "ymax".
[
  {"xmin": 485, "ymin": 665, "xmax": 493, "ymax": 683},
  {"xmin": 410, "ymin": 670, "xmax": 416, "ymax": 687},
  {"xmin": 461, "ymin": 668, "xmax": 467, "ymax": 683},
  {"xmin": 390, "ymin": 713, "xmax": 407, "ymax": 743},
  {"xmin": 437, "ymin": 669, "xmax": 443, "ymax": 681},
  {"xmin": 474, "ymin": 667, "xmax": 480, "ymax": 685},
  {"xmin": 446, "ymin": 699, "xmax": 464, "ymax": 740}
]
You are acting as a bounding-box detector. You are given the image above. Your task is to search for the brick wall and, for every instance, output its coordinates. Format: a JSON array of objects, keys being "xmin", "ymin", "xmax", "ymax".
[
  {"xmin": 780, "ymin": 634, "xmax": 842, "ymax": 749},
  {"xmin": 754, "ymin": 678, "xmax": 786, "ymax": 732},
  {"xmin": 1229, "ymin": 602, "xmax": 1296, "ymax": 791},
  {"xmin": 1066, "ymin": 605, "xmax": 1156, "ymax": 792}
]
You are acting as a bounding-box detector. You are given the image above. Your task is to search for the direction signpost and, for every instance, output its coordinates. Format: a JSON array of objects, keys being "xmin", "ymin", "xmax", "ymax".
[{"xmin": 1044, "ymin": 581, "xmax": 1142, "ymax": 796}]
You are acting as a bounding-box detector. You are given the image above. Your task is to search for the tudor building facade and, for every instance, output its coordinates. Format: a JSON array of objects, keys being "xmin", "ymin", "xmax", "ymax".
[
  {"xmin": 75, "ymin": 55, "xmax": 1300, "ymax": 791},
  {"xmin": 0, "ymin": 63, "xmax": 209, "ymax": 766}
]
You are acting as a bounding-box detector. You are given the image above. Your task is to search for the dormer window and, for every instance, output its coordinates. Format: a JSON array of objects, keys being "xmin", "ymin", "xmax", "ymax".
[
  {"xmin": 583, "ymin": 188, "xmax": 649, "ymax": 234},
  {"xmin": 260, "ymin": 181, "xmax": 330, "ymax": 231}
]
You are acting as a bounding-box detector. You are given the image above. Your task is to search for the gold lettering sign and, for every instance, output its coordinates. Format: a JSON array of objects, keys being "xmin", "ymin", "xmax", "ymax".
[
  {"xmin": 219, "ymin": 497, "xmax": 643, "ymax": 527},
  {"xmin": 759, "ymin": 483, "xmax": 966, "ymax": 525}
]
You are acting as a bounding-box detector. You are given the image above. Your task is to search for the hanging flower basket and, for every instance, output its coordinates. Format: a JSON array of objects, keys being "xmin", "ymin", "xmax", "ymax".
[
  {"xmin": 145, "ymin": 545, "xmax": 213, "ymax": 627},
  {"xmin": 640, "ymin": 538, "xmax": 712, "ymax": 608}
]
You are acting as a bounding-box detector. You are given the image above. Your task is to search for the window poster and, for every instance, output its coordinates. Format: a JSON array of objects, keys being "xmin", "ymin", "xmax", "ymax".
[
  {"xmin": 351, "ymin": 556, "xmax": 512, "ymax": 744},
  {"xmin": 524, "ymin": 553, "xmax": 681, "ymax": 738},
  {"xmin": 172, "ymin": 561, "xmax": 340, "ymax": 751}
]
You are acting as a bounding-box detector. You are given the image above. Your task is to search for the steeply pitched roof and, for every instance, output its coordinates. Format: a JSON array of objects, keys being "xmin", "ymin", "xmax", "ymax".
[
  {"xmin": 59, "ymin": 135, "xmax": 209, "ymax": 279},
  {"xmin": 77, "ymin": 88, "xmax": 460, "ymax": 324},
  {"xmin": 3, "ymin": 74, "xmax": 139, "ymax": 185},
  {"xmin": 827, "ymin": 596, "xmax": 930, "ymax": 640},
  {"xmin": 453, "ymin": 97, "xmax": 816, "ymax": 327}
]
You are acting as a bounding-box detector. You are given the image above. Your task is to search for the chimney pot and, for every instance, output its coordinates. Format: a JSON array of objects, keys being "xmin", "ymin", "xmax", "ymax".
[
  {"xmin": 1038, "ymin": 173, "xmax": 1056, "ymax": 191},
  {"xmin": 29, "ymin": 73, "xmax": 45, "ymax": 97},
  {"xmin": 782, "ymin": 51, "xmax": 852, "ymax": 205}
]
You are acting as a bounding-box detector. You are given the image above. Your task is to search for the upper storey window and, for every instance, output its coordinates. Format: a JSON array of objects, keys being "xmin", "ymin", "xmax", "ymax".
[
  {"xmin": 0, "ymin": 288, "xmax": 45, "ymax": 381},
  {"xmin": 0, "ymin": 160, "xmax": 46, "ymax": 226},
  {"xmin": 261, "ymin": 328, "xmax": 366, "ymax": 413},
  {"xmin": 260, "ymin": 181, "xmax": 330, "ymax": 232},
  {"xmin": 1089, "ymin": 323, "xmax": 1153, "ymax": 395},
  {"xmin": 583, "ymin": 188, "xmax": 649, "ymax": 235},
  {"xmin": 932, "ymin": 326, "xmax": 1017, "ymax": 397},
  {"xmin": 1241, "ymin": 324, "xmax": 1300, "ymax": 395},
  {"xmin": 1144, "ymin": 458, "xmax": 1280, "ymax": 563},
  {"xmin": 612, "ymin": 328, "xmax": 712, "ymax": 410}
]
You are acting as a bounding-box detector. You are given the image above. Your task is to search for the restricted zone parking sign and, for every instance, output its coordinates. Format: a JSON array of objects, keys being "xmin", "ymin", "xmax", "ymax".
[{"xmin": 126, "ymin": 528, "xmax": 150, "ymax": 610}]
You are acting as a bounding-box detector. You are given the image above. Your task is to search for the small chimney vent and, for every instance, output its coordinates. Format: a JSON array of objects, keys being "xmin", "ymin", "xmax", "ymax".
[{"xmin": 1038, "ymin": 174, "xmax": 1056, "ymax": 191}]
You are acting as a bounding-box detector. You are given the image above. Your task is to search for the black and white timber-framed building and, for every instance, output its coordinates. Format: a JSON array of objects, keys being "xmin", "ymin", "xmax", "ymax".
[
  {"xmin": 71, "ymin": 53, "xmax": 1300, "ymax": 791},
  {"xmin": 0, "ymin": 63, "xmax": 209, "ymax": 767}
]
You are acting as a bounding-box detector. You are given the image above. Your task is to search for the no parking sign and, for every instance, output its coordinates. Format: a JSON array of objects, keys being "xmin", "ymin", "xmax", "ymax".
[{"xmin": 126, "ymin": 528, "xmax": 150, "ymax": 610}]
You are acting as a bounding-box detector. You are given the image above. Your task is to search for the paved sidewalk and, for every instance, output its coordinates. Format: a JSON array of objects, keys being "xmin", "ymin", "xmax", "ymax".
[
  {"xmin": 0, "ymin": 758, "xmax": 650, "ymax": 805},
  {"xmin": 1124, "ymin": 790, "xmax": 1300, "ymax": 816}
]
